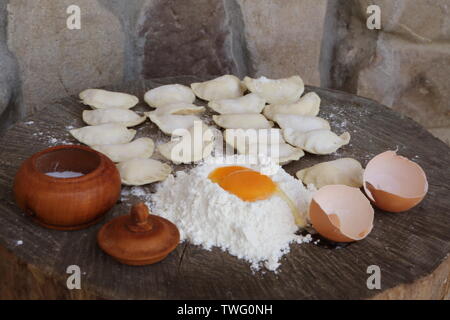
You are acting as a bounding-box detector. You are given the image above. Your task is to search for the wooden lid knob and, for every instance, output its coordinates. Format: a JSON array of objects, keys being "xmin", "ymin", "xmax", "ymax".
[
  {"xmin": 127, "ymin": 203, "xmax": 153, "ymax": 233},
  {"xmin": 97, "ymin": 203, "xmax": 180, "ymax": 266}
]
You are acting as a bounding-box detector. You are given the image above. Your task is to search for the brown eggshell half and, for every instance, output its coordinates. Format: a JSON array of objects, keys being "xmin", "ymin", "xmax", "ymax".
[
  {"xmin": 363, "ymin": 151, "xmax": 428, "ymax": 213},
  {"xmin": 309, "ymin": 185, "xmax": 374, "ymax": 243}
]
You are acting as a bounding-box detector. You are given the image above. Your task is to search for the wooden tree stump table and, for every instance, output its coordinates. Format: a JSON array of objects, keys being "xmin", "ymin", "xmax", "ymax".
[{"xmin": 0, "ymin": 76, "xmax": 449, "ymax": 300}]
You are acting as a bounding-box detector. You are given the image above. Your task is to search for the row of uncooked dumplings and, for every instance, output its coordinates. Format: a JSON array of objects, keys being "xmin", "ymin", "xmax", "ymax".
[
  {"xmin": 144, "ymin": 74, "xmax": 307, "ymax": 165},
  {"xmin": 183, "ymin": 75, "xmax": 357, "ymax": 189},
  {"xmin": 144, "ymin": 74, "xmax": 350, "ymax": 164},
  {"xmin": 69, "ymin": 75, "xmax": 306, "ymax": 172},
  {"xmin": 74, "ymin": 86, "xmax": 216, "ymax": 166},
  {"xmin": 71, "ymin": 89, "xmax": 170, "ymax": 186},
  {"xmin": 199, "ymin": 75, "xmax": 349, "ymax": 159},
  {"xmin": 145, "ymin": 70, "xmax": 360, "ymax": 191},
  {"xmin": 68, "ymin": 74, "xmax": 351, "ymax": 185}
]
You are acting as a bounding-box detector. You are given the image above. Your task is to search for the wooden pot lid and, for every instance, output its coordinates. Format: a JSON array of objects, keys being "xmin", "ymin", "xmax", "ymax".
[{"xmin": 97, "ymin": 202, "xmax": 180, "ymax": 266}]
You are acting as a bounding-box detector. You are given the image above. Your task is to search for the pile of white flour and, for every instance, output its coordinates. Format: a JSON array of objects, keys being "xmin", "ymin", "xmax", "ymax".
[{"xmin": 149, "ymin": 156, "xmax": 314, "ymax": 272}]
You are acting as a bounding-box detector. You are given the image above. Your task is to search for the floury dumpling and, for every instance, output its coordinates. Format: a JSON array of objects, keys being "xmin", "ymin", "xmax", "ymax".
[
  {"xmin": 283, "ymin": 128, "xmax": 351, "ymax": 155},
  {"xmin": 79, "ymin": 89, "xmax": 139, "ymax": 109},
  {"xmin": 273, "ymin": 114, "xmax": 330, "ymax": 132},
  {"xmin": 116, "ymin": 158, "xmax": 172, "ymax": 186},
  {"xmin": 70, "ymin": 124, "xmax": 136, "ymax": 146},
  {"xmin": 191, "ymin": 75, "xmax": 245, "ymax": 101},
  {"xmin": 144, "ymin": 84, "xmax": 196, "ymax": 108},
  {"xmin": 208, "ymin": 93, "xmax": 266, "ymax": 114},
  {"xmin": 146, "ymin": 102, "xmax": 205, "ymax": 116},
  {"xmin": 224, "ymin": 128, "xmax": 304, "ymax": 165},
  {"xmin": 213, "ymin": 114, "xmax": 273, "ymax": 129},
  {"xmin": 82, "ymin": 109, "xmax": 146, "ymax": 127},
  {"xmin": 263, "ymin": 92, "xmax": 321, "ymax": 120},
  {"xmin": 224, "ymin": 128, "xmax": 284, "ymax": 146},
  {"xmin": 91, "ymin": 138, "xmax": 155, "ymax": 163},
  {"xmin": 243, "ymin": 76, "xmax": 304, "ymax": 104},
  {"xmin": 146, "ymin": 113, "xmax": 202, "ymax": 135},
  {"xmin": 296, "ymin": 158, "xmax": 364, "ymax": 188},
  {"xmin": 158, "ymin": 123, "xmax": 215, "ymax": 164}
]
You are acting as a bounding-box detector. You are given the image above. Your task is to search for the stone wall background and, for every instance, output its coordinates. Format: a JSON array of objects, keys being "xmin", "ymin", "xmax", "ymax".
[
  {"xmin": 0, "ymin": 0, "xmax": 449, "ymax": 145},
  {"xmin": 0, "ymin": 0, "xmax": 21, "ymax": 133},
  {"xmin": 329, "ymin": 0, "xmax": 450, "ymax": 145}
]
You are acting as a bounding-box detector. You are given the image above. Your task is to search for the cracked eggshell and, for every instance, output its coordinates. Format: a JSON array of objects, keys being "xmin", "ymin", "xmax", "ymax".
[
  {"xmin": 363, "ymin": 151, "xmax": 428, "ymax": 213},
  {"xmin": 309, "ymin": 185, "xmax": 374, "ymax": 243},
  {"xmin": 79, "ymin": 89, "xmax": 139, "ymax": 109}
]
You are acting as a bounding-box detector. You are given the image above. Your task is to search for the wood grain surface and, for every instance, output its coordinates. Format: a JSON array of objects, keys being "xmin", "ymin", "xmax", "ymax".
[{"xmin": 0, "ymin": 76, "xmax": 449, "ymax": 299}]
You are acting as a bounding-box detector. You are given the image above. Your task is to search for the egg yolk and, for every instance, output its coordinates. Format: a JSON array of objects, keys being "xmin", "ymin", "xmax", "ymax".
[
  {"xmin": 208, "ymin": 166, "xmax": 251, "ymax": 183},
  {"xmin": 209, "ymin": 166, "xmax": 277, "ymax": 202},
  {"xmin": 209, "ymin": 166, "xmax": 306, "ymax": 227}
]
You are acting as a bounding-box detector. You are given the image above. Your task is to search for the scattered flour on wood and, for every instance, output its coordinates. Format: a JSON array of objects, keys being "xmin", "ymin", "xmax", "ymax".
[
  {"xmin": 121, "ymin": 186, "xmax": 150, "ymax": 202},
  {"xmin": 148, "ymin": 155, "xmax": 314, "ymax": 272},
  {"xmin": 31, "ymin": 130, "xmax": 73, "ymax": 146}
]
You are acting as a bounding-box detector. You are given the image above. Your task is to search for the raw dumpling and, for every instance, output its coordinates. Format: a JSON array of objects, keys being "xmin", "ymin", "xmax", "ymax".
[
  {"xmin": 116, "ymin": 158, "xmax": 171, "ymax": 186},
  {"xmin": 275, "ymin": 144, "xmax": 305, "ymax": 164},
  {"xmin": 144, "ymin": 84, "xmax": 195, "ymax": 108},
  {"xmin": 191, "ymin": 75, "xmax": 245, "ymax": 101},
  {"xmin": 213, "ymin": 114, "xmax": 273, "ymax": 129},
  {"xmin": 283, "ymin": 128, "xmax": 351, "ymax": 155},
  {"xmin": 208, "ymin": 93, "xmax": 266, "ymax": 114},
  {"xmin": 82, "ymin": 109, "xmax": 146, "ymax": 127},
  {"xmin": 146, "ymin": 113, "xmax": 202, "ymax": 135},
  {"xmin": 273, "ymin": 114, "xmax": 330, "ymax": 132},
  {"xmin": 237, "ymin": 141, "xmax": 304, "ymax": 165},
  {"xmin": 70, "ymin": 124, "xmax": 136, "ymax": 146},
  {"xmin": 263, "ymin": 92, "xmax": 321, "ymax": 120},
  {"xmin": 91, "ymin": 138, "xmax": 155, "ymax": 163},
  {"xmin": 224, "ymin": 128, "xmax": 284, "ymax": 146},
  {"xmin": 243, "ymin": 76, "xmax": 304, "ymax": 104},
  {"xmin": 158, "ymin": 123, "xmax": 215, "ymax": 164},
  {"xmin": 147, "ymin": 102, "xmax": 205, "ymax": 115},
  {"xmin": 79, "ymin": 89, "xmax": 138, "ymax": 109},
  {"xmin": 296, "ymin": 158, "xmax": 364, "ymax": 189},
  {"xmin": 224, "ymin": 128, "xmax": 304, "ymax": 165}
]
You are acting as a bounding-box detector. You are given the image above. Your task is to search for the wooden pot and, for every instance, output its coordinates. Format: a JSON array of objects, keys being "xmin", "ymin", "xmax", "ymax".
[{"xmin": 13, "ymin": 145, "xmax": 121, "ymax": 230}]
